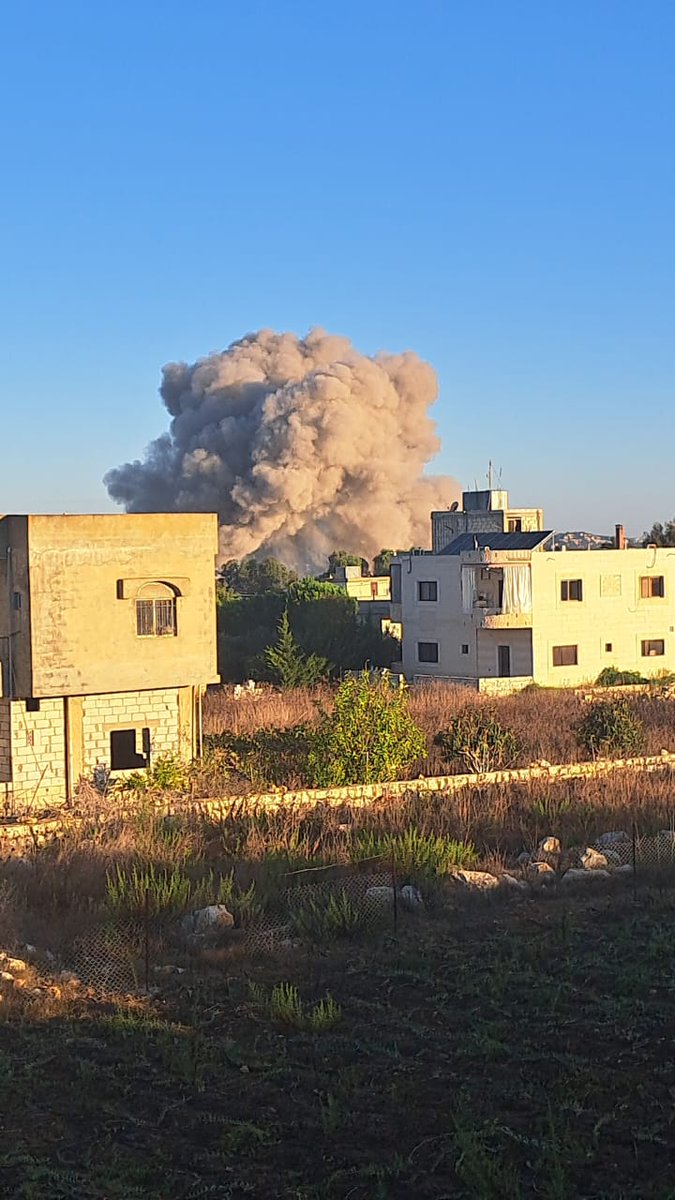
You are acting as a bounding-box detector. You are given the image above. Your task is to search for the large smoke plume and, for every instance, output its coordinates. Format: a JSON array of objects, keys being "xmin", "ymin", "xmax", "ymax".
[{"xmin": 105, "ymin": 329, "xmax": 459, "ymax": 571}]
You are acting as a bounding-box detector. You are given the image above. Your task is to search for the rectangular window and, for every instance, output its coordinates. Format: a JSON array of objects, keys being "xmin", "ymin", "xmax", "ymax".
[
  {"xmin": 640, "ymin": 576, "xmax": 665, "ymax": 599},
  {"xmin": 110, "ymin": 728, "xmax": 150, "ymax": 771},
  {"xmin": 11, "ymin": 591, "xmax": 21, "ymax": 611},
  {"xmin": 390, "ymin": 563, "xmax": 401, "ymax": 604},
  {"xmin": 561, "ymin": 579, "xmax": 583, "ymax": 602},
  {"xmin": 642, "ymin": 639, "xmax": 665, "ymax": 657},
  {"xmin": 461, "ymin": 644, "xmax": 469, "ymax": 655},
  {"xmin": 370, "ymin": 581, "xmax": 379, "ymax": 598},
  {"xmin": 552, "ymin": 645, "xmax": 578, "ymax": 667},
  {"xmin": 417, "ymin": 580, "xmax": 438, "ymax": 602},
  {"xmin": 417, "ymin": 641, "xmax": 439, "ymax": 663},
  {"xmin": 136, "ymin": 598, "xmax": 177, "ymax": 637},
  {"xmin": 25, "ymin": 698, "xmax": 40, "ymax": 713},
  {"xmin": 508, "ymin": 517, "xmax": 523, "ymax": 532},
  {"xmin": 605, "ymin": 643, "xmax": 612, "ymax": 653}
]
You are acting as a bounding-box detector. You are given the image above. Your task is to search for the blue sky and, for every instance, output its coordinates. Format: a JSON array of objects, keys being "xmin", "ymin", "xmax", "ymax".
[{"xmin": 1, "ymin": 0, "xmax": 673, "ymax": 537}]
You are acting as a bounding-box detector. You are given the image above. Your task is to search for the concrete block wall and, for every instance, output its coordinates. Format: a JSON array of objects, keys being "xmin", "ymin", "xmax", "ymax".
[
  {"xmin": 81, "ymin": 688, "xmax": 186, "ymax": 775},
  {"xmin": 4, "ymin": 698, "xmax": 67, "ymax": 811}
]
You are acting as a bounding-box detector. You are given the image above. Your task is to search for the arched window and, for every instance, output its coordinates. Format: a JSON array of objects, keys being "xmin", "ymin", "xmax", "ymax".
[{"xmin": 135, "ymin": 582, "xmax": 178, "ymax": 637}]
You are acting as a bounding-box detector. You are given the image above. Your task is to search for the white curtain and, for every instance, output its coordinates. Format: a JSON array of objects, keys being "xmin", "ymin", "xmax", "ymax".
[
  {"xmin": 461, "ymin": 568, "xmax": 478, "ymax": 613},
  {"xmin": 502, "ymin": 565, "xmax": 532, "ymax": 613}
]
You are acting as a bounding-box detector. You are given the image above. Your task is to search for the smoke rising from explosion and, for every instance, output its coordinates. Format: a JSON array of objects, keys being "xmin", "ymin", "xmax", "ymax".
[{"xmin": 105, "ymin": 329, "xmax": 459, "ymax": 571}]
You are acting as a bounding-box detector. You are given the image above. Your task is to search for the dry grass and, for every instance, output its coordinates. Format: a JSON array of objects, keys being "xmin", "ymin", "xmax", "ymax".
[{"xmin": 203, "ymin": 681, "xmax": 675, "ymax": 779}]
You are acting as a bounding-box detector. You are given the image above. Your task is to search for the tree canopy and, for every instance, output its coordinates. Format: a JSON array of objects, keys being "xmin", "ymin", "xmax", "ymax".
[
  {"xmin": 218, "ymin": 557, "xmax": 298, "ymax": 595},
  {"xmin": 643, "ymin": 519, "xmax": 675, "ymax": 547}
]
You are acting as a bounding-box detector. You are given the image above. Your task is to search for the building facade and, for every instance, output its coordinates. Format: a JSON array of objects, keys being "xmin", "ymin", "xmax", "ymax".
[
  {"xmin": 391, "ymin": 490, "xmax": 674, "ymax": 692},
  {"xmin": 0, "ymin": 513, "xmax": 219, "ymax": 811}
]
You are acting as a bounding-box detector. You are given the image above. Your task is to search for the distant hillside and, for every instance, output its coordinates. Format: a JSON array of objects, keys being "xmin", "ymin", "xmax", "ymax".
[{"xmin": 553, "ymin": 531, "xmax": 641, "ymax": 550}]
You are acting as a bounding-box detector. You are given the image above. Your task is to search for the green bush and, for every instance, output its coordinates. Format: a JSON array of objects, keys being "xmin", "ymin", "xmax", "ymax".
[
  {"xmin": 206, "ymin": 725, "xmax": 314, "ymax": 788},
  {"xmin": 352, "ymin": 828, "xmax": 477, "ymax": 877},
  {"xmin": 434, "ymin": 706, "xmax": 521, "ymax": 773},
  {"xmin": 105, "ymin": 864, "xmax": 257, "ymax": 923},
  {"xmin": 123, "ymin": 754, "xmax": 191, "ymax": 793},
  {"xmin": 289, "ymin": 889, "xmax": 373, "ymax": 942},
  {"xmin": 249, "ymin": 981, "xmax": 342, "ymax": 1030},
  {"xmin": 575, "ymin": 697, "xmax": 645, "ymax": 758},
  {"xmin": 263, "ymin": 609, "xmax": 331, "ymax": 688},
  {"xmin": 595, "ymin": 667, "xmax": 647, "ymax": 687},
  {"xmin": 306, "ymin": 673, "xmax": 427, "ymax": 786}
]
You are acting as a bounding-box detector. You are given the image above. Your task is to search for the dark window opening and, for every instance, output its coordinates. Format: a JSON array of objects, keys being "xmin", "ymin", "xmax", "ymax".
[
  {"xmin": 12, "ymin": 591, "xmax": 21, "ymax": 611},
  {"xmin": 642, "ymin": 639, "xmax": 665, "ymax": 657},
  {"xmin": 110, "ymin": 728, "xmax": 150, "ymax": 771},
  {"xmin": 561, "ymin": 579, "xmax": 583, "ymax": 602},
  {"xmin": 370, "ymin": 581, "xmax": 379, "ymax": 598},
  {"xmin": 498, "ymin": 645, "xmax": 511, "ymax": 677},
  {"xmin": 417, "ymin": 641, "xmax": 439, "ymax": 663},
  {"xmin": 136, "ymin": 597, "xmax": 177, "ymax": 637},
  {"xmin": 461, "ymin": 644, "xmax": 469, "ymax": 655},
  {"xmin": 418, "ymin": 580, "xmax": 438, "ymax": 602},
  {"xmin": 640, "ymin": 576, "xmax": 665, "ymax": 599},
  {"xmin": 26, "ymin": 698, "xmax": 40, "ymax": 712},
  {"xmin": 605, "ymin": 643, "xmax": 612, "ymax": 653},
  {"xmin": 390, "ymin": 564, "xmax": 401, "ymax": 604},
  {"xmin": 553, "ymin": 645, "xmax": 578, "ymax": 667},
  {"xmin": 508, "ymin": 518, "xmax": 522, "ymax": 532}
]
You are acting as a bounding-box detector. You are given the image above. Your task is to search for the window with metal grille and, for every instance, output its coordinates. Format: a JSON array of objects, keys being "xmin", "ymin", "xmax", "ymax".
[
  {"xmin": 560, "ymin": 579, "xmax": 583, "ymax": 601},
  {"xmin": 417, "ymin": 580, "xmax": 438, "ymax": 602},
  {"xmin": 136, "ymin": 597, "xmax": 177, "ymax": 637},
  {"xmin": 552, "ymin": 645, "xmax": 578, "ymax": 667},
  {"xmin": 417, "ymin": 641, "xmax": 439, "ymax": 663},
  {"xmin": 641, "ymin": 639, "xmax": 665, "ymax": 657},
  {"xmin": 640, "ymin": 576, "xmax": 665, "ymax": 599}
]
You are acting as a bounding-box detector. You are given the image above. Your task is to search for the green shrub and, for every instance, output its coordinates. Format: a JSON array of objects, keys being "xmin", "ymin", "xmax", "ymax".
[
  {"xmin": 124, "ymin": 754, "xmax": 191, "ymax": 793},
  {"xmin": 434, "ymin": 706, "xmax": 521, "ymax": 773},
  {"xmin": 289, "ymin": 888, "xmax": 373, "ymax": 942},
  {"xmin": 595, "ymin": 667, "xmax": 647, "ymax": 687},
  {"xmin": 249, "ymin": 981, "xmax": 342, "ymax": 1030},
  {"xmin": 307, "ymin": 673, "xmax": 427, "ymax": 786},
  {"xmin": 264, "ymin": 609, "xmax": 331, "ymax": 688},
  {"xmin": 575, "ymin": 697, "xmax": 645, "ymax": 758},
  {"xmin": 352, "ymin": 828, "xmax": 477, "ymax": 877},
  {"xmin": 105, "ymin": 864, "xmax": 257, "ymax": 923},
  {"xmin": 206, "ymin": 725, "xmax": 314, "ymax": 788}
]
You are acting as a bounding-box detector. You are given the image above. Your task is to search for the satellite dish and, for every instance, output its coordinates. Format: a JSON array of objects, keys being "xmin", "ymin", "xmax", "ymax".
[{"xmin": 450, "ymin": 500, "xmax": 459, "ymax": 511}]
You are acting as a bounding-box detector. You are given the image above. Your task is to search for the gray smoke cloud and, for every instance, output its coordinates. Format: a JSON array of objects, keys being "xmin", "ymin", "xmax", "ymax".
[{"xmin": 104, "ymin": 328, "xmax": 459, "ymax": 571}]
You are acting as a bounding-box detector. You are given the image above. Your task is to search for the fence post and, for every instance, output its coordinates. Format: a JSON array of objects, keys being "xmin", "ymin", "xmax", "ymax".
[
  {"xmin": 144, "ymin": 886, "xmax": 150, "ymax": 992},
  {"xmin": 632, "ymin": 820, "xmax": 638, "ymax": 900},
  {"xmin": 391, "ymin": 856, "xmax": 398, "ymax": 936}
]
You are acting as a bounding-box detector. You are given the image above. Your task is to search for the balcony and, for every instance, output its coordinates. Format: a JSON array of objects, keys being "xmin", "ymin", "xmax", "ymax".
[{"xmin": 472, "ymin": 604, "xmax": 533, "ymax": 629}]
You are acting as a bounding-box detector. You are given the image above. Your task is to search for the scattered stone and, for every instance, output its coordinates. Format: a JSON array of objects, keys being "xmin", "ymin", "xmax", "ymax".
[
  {"xmin": 400, "ymin": 884, "xmax": 424, "ymax": 909},
  {"xmin": 153, "ymin": 964, "xmax": 186, "ymax": 977},
  {"xmin": 657, "ymin": 830, "xmax": 675, "ymax": 843},
  {"xmin": 365, "ymin": 886, "xmax": 396, "ymax": 905},
  {"xmin": 450, "ymin": 870, "xmax": 500, "ymax": 890},
  {"xmin": 581, "ymin": 847, "xmax": 609, "ymax": 870},
  {"xmin": 181, "ymin": 905, "xmax": 235, "ymax": 939},
  {"xmin": 1, "ymin": 957, "xmax": 28, "ymax": 973},
  {"xmin": 596, "ymin": 831, "xmax": 630, "ymax": 848},
  {"xmin": 515, "ymin": 851, "xmax": 531, "ymax": 867},
  {"xmin": 561, "ymin": 868, "xmax": 611, "ymax": 886},
  {"xmin": 536, "ymin": 836, "xmax": 561, "ymax": 857},
  {"xmin": 603, "ymin": 849, "xmax": 623, "ymax": 866},
  {"xmin": 0, "ymin": 971, "xmax": 15, "ymax": 983},
  {"xmin": 57, "ymin": 970, "xmax": 79, "ymax": 984},
  {"xmin": 527, "ymin": 861, "xmax": 556, "ymax": 885},
  {"xmin": 500, "ymin": 874, "xmax": 529, "ymax": 893}
]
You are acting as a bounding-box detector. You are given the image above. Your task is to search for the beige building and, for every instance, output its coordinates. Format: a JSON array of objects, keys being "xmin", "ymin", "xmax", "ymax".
[
  {"xmin": 331, "ymin": 564, "xmax": 398, "ymax": 635},
  {"xmin": 391, "ymin": 490, "xmax": 674, "ymax": 692},
  {"xmin": 0, "ymin": 513, "xmax": 219, "ymax": 812}
]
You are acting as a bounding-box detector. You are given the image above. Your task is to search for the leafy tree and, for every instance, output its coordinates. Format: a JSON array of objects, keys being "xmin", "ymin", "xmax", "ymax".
[
  {"xmin": 575, "ymin": 698, "xmax": 645, "ymax": 758},
  {"xmin": 264, "ymin": 610, "xmax": 331, "ymax": 688},
  {"xmin": 219, "ymin": 557, "xmax": 298, "ymax": 595},
  {"xmin": 286, "ymin": 578, "xmax": 346, "ymax": 602},
  {"xmin": 434, "ymin": 707, "xmax": 521, "ymax": 773},
  {"xmin": 307, "ymin": 673, "xmax": 427, "ymax": 785},
  {"xmin": 373, "ymin": 549, "xmax": 396, "ymax": 576},
  {"xmin": 326, "ymin": 550, "xmax": 370, "ymax": 578},
  {"xmin": 643, "ymin": 519, "xmax": 675, "ymax": 547}
]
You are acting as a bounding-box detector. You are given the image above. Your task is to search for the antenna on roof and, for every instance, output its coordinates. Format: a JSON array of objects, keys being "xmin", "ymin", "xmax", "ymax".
[{"xmin": 487, "ymin": 460, "xmax": 493, "ymax": 489}]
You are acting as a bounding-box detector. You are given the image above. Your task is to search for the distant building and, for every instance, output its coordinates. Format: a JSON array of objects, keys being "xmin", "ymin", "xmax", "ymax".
[
  {"xmin": 391, "ymin": 489, "xmax": 673, "ymax": 692},
  {"xmin": 0, "ymin": 513, "xmax": 219, "ymax": 811},
  {"xmin": 331, "ymin": 564, "xmax": 399, "ymax": 637}
]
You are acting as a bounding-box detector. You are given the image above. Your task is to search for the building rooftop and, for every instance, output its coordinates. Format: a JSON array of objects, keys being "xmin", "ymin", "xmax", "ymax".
[{"xmin": 439, "ymin": 530, "xmax": 554, "ymax": 555}]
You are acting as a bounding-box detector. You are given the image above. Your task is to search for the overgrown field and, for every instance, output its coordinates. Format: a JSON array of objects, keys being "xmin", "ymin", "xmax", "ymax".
[
  {"xmin": 2, "ymin": 881, "xmax": 675, "ymax": 1198},
  {"xmin": 202, "ymin": 681, "xmax": 675, "ymax": 790}
]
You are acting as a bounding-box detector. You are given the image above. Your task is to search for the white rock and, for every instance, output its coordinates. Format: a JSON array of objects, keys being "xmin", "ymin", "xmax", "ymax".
[
  {"xmin": 581, "ymin": 847, "xmax": 609, "ymax": 870},
  {"xmin": 365, "ymin": 886, "xmax": 396, "ymax": 905},
  {"xmin": 527, "ymin": 861, "xmax": 556, "ymax": 885},
  {"xmin": 536, "ymin": 836, "xmax": 561, "ymax": 856},
  {"xmin": 450, "ymin": 870, "xmax": 500, "ymax": 890},
  {"xmin": 1, "ymin": 957, "xmax": 28, "ymax": 973},
  {"xmin": 400, "ymin": 884, "xmax": 424, "ymax": 908},
  {"xmin": 182, "ymin": 904, "xmax": 235, "ymax": 937},
  {"xmin": 501, "ymin": 874, "xmax": 529, "ymax": 893},
  {"xmin": 561, "ymin": 868, "xmax": 611, "ymax": 886},
  {"xmin": 603, "ymin": 849, "xmax": 622, "ymax": 866},
  {"xmin": 0, "ymin": 971, "xmax": 15, "ymax": 983},
  {"xmin": 596, "ymin": 831, "xmax": 630, "ymax": 848}
]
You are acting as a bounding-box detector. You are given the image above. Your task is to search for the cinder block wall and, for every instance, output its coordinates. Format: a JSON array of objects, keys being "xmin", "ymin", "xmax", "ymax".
[
  {"xmin": 4, "ymin": 698, "xmax": 67, "ymax": 810},
  {"xmin": 81, "ymin": 688, "xmax": 186, "ymax": 770}
]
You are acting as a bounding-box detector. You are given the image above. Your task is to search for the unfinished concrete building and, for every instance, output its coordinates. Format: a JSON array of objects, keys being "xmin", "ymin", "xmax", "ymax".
[{"xmin": 0, "ymin": 513, "xmax": 219, "ymax": 813}]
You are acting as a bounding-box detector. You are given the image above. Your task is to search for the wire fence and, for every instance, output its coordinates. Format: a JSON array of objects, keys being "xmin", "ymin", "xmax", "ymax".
[{"xmin": 45, "ymin": 824, "xmax": 675, "ymax": 996}]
